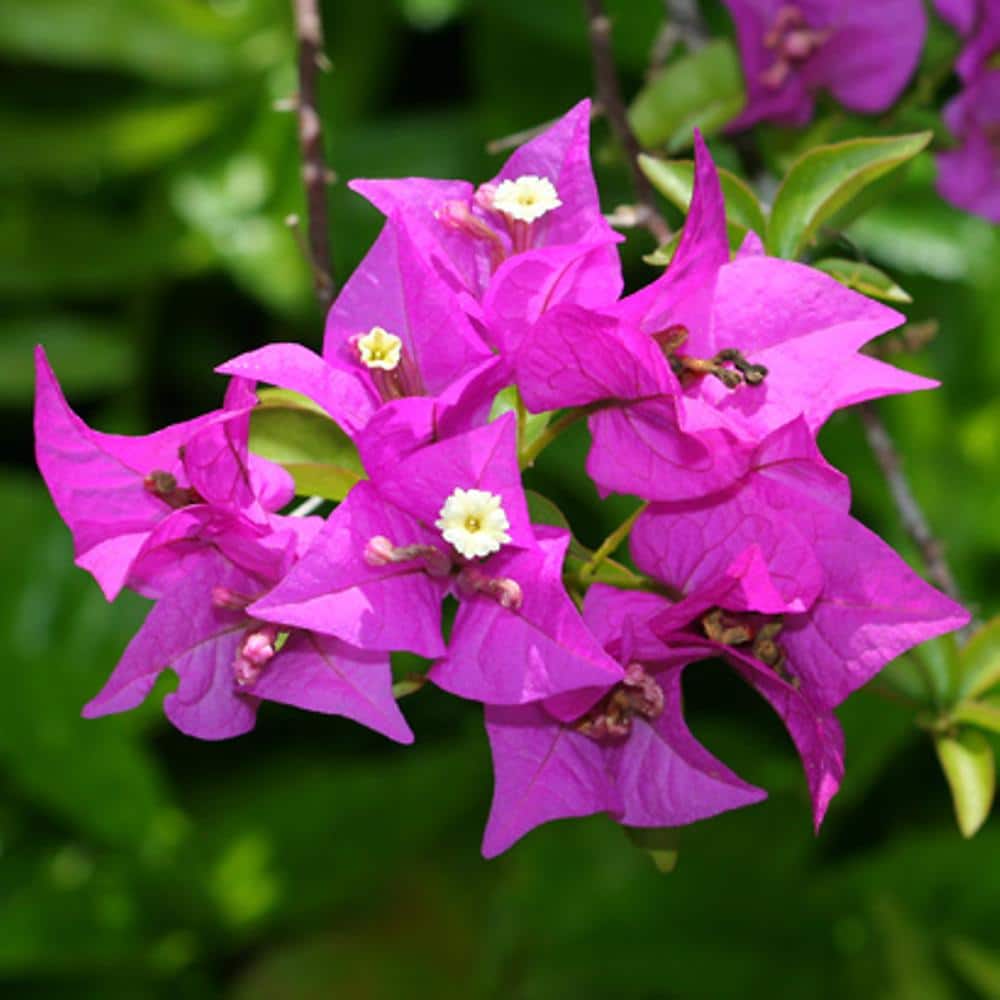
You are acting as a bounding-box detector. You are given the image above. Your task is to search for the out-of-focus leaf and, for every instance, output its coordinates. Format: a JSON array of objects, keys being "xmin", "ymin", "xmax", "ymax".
[
  {"xmin": 0, "ymin": 99, "xmax": 226, "ymax": 183},
  {"xmin": 640, "ymin": 154, "xmax": 766, "ymax": 236},
  {"xmin": 934, "ymin": 729, "xmax": 995, "ymax": 838},
  {"xmin": 0, "ymin": 477, "xmax": 169, "ymax": 848},
  {"xmin": 250, "ymin": 389, "xmax": 364, "ymax": 500},
  {"xmin": 947, "ymin": 936, "xmax": 1000, "ymax": 997},
  {"xmin": 0, "ymin": 316, "xmax": 136, "ymax": 403},
  {"xmin": 629, "ymin": 40, "xmax": 745, "ymax": 152},
  {"xmin": 767, "ymin": 132, "xmax": 932, "ymax": 259},
  {"xmin": 169, "ymin": 144, "xmax": 313, "ymax": 314},
  {"xmin": 396, "ymin": 0, "xmax": 467, "ymax": 30},
  {"xmin": 952, "ymin": 698, "xmax": 1000, "ymax": 734},
  {"xmin": 0, "ymin": 204, "xmax": 188, "ymax": 296},
  {"xmin": 813, "ymin": 258, "xmax": 912, "ymax": 303},
  {"xmin": 956, "ymin": 614, "xmax": 1000, "ymax": 700},
  {"xmin": 624, "ymin": 826, "xmax": 679, "ymax": 874},
  {"xmin": 0, "ymin": 0, "xmax": 283, "ymax": 85}
]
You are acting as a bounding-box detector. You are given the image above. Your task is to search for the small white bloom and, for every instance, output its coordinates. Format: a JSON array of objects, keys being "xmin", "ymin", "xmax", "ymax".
[
  {"xmin": 491, "ymin": 175, "xmax": 562, "ymax": 223},
  {"xmin": 356, "ymin": 326, "xmax": 402, "ymax": 371},
  {"xmin": 435, "ymin": 487, "xmax": 512, "ymax": 559}
]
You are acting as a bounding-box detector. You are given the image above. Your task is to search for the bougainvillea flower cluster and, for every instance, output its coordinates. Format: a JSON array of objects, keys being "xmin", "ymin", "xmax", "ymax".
[
  {"xmin": 722, "ymin": 0, "xmax": 927, "ymax": 128},
  {"xmin": 934, "ymin": 0, "xmax": 1000, "ymax": 223},
  {"xmin": 35, "ymin": 101, "xmax": 968, "ymax": 856}
]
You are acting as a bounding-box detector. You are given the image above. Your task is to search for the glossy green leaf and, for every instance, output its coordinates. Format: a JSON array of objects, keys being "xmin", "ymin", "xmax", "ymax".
[
  {"xmin": 767, "ymin": 132, "xmax": 932, "ymax": 259},
  {"xmin": 249, "ymin": 389, "xmax": 364, "ymax": 501},
  {"xmin": 934, "ymin": 729, "xmax": 996, "ymax": 838},
  {"xmin": 629, "ymin": 40, "xmax": 745, "ymax": 153},
  {"xmin": 639, "ymin": 154, "xmax": 767, "ymax": 242},
  {"xmin": 957, "ymin": 614, "xmax": 1000, "ymax": 700},
  {"xmin": 624, "ymin": 826, "xmax": 679, "ymax": 873},
  {"xmin": 813, "ymin": 258, "xmax": 913, "ymax": 303}
]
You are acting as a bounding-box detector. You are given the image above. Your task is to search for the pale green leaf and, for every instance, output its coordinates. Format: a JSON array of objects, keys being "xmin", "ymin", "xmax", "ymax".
[
  {"xmin": 934, "ymin": 729, "xmax": 996, "ymax": 838},
  {"xmin": 624, "ymin": 826, "xmax": 679, "ymax": 874}
]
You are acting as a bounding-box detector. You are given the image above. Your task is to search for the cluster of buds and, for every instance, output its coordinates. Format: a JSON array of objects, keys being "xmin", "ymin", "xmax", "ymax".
[{"xmin": 34, "ymin": 101, "xmax": 967, "ymax": 857}]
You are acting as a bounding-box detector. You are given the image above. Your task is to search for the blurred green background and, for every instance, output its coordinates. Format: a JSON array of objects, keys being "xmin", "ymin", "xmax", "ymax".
[{"xmin": 3, "ymin": 1, "xmax": 999, "ymax": 996}]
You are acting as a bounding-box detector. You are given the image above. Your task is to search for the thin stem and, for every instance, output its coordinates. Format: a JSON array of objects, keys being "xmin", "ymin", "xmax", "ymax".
[
  {"xmin": 582, "ymin": 0, "xmax": 671, "ymax": 245},
  {"xmin": 579, "ymin": 503, "xmax": 649, "ymax": 583},
  {"xmin": 859, "ymin": 402, "xmax": 962, "ymax": 606},
  {"xmin": 519, "ymin": 407, "xmax": 589, "ymax": 469},
  {"xmin": 289, "ymin": 495, "xmax": 325, "ymax": 517},
  {"xmin": 291, "ymin": 0, "xmax": 335, "ymax": 307}
]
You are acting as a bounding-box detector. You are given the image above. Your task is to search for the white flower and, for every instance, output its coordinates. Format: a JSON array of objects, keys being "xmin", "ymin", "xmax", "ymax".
[
  {"xmin": 491, "ymin": 175, "xmax": 562, "ymax": 223},
  {"xmin": 356, "ymin": 326, "xmax": 402, "ymax": 371},
  {"xmin": 435, "ymin": 487, "xmax": 512, "ymax": 559}
]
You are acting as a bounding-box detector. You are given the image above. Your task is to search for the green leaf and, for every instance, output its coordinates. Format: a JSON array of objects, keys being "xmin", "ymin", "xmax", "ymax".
[
  {"xmin": 639, "ymin": 154, "xmax": 767, "ymax": 244},
  {"xmin": 525, "ymin": 490, "xmax": 571, "ymax": 532},
  {"xmin": 766, "ymin": 132, "xmax": 932, "ymax": 259},
  {"xmin": 957, "ymin": 614, "xmax": 1000, "ymax": 700},
  {"xmin": 947, "ymin": 936, "xmax": 1000, "ymax": 997},
  {"xmin": 813, "ymin": 258, "xmax": 912, "ymax": 303},
  {"xmin": 952, "ymin": 698, "xmax": 1000, "ymax": 735},
  {"xmin": 624, "ymin": 826, "xmax": 679, "ymax": 874},
  {"xmin": 934, "ymin": 729, "xmax": 996, "ymax": 838},
  {"xmin": 490, "ymin": 387, "xmax": 550, "ymax": 453},
  {"xmin": 249, "ymin": 389, "xmax": 364, "ymax": 501},
  {"xmin": 629, "ymin": 40, "xmax": 745, "ymax": 153}
]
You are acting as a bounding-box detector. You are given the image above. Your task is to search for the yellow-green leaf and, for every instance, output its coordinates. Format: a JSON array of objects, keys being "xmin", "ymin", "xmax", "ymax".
[
  {"xmin": 934, "ymin": 729, "xmax": 996, "ymax": 838},
  {"xmin": 250, "ymin": 390, "xmax": 364, "ymax": 502},
  {"xmin": 813, "ymin": 258, "xmax": 912, "ymax": 303},
  {"xmin": 624, "ymin": 826, "xmax": 679, "ymax": 873},
  {"xmin": 957, "ymin": 614, "xmax": 1000, "ymax": 700},
  {"xmin": 639, "ymin": 154, "xmax": 767, "ymax": 242}
]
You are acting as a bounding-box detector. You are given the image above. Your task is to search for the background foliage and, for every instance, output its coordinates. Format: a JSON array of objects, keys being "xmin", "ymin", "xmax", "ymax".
[{"xmin": 3, "ymin": 0, "xmax": 999, "ymax": 996}]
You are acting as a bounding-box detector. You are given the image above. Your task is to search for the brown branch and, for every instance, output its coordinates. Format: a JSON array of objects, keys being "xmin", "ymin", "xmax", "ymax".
[
  {"xmin": 859, "ymin": 402, "xmax": 962, "ymax": 603},
  {"xmin": 291, "ymin": 0, "xmax": 335, "ymax": 307},
  {"xmin": 582, "ymin": 0, "xmax": 671, "ymax": 245}
]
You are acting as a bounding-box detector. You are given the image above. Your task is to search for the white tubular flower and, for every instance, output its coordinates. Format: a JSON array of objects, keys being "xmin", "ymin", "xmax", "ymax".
[
  {"xmin": 491, "ymin": 175, "xmax": 562, "ymax": 223},
  {"xmin": 357, "ymin": 326, "xmax": 403, "ymax": 371},
  {"xmin": 436, "ymin": 487, "xmax": 512, "ymax": 559}
]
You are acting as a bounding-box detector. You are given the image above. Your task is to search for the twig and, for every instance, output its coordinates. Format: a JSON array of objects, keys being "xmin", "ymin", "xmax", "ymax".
[
  {"xmin": 579, "ymin": 503, "xmax": 649, "ymax": 583},
  {"xmin": 859, "ymin": 402, "xmax": 962, "ymax": 603},
  {"xmin": 582, "ymin": 0, "xmax": 671, "ymax": 245},
  {"xmin": 291, "ymin": 0, "xmax": 335, "ymax": 307}
]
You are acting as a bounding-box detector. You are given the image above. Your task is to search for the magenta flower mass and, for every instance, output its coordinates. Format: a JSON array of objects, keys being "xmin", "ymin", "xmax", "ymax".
[{"xmin": 34, "ymin": 101, "xmax": 969, "ymax": 857}]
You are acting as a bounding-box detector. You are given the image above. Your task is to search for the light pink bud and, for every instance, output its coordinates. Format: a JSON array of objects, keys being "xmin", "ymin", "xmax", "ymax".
[
  {"xmin": 212, "ymin": 585, "xmax": 250, "ymax": 611},
  {"xmin": 233, "ymin": 655, "xmax": 262, "ymax": 687},
  {"xmin": 242, "ymin": 628, "xmax": 277, "ymax": 666},
  {"xmin": 364, "ymin": 535, "xmax": 397, "ymax": 566}
]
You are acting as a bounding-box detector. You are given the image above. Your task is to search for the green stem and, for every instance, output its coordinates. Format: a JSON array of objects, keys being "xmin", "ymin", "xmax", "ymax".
[
  {"xmin": 519, "ymin": 407, "xmax": 589, "ymax": 469},
  {"xmin": 578, "ymin": 503, "xmax": 648, "ymax": 583}
]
